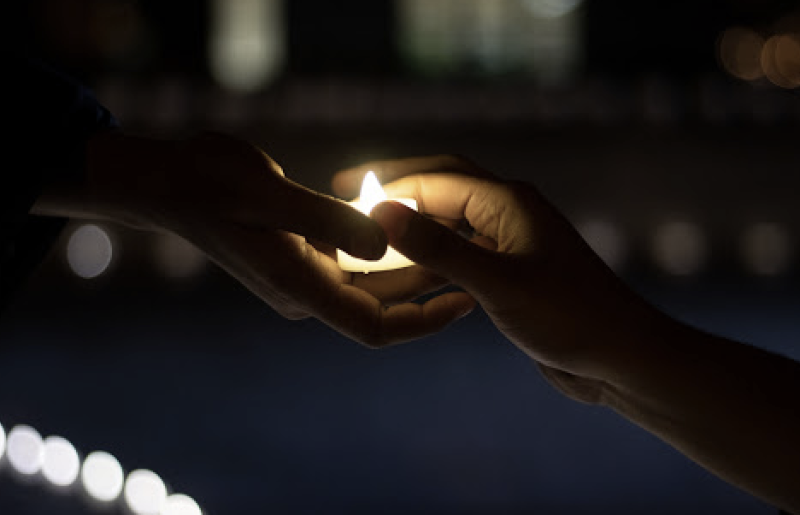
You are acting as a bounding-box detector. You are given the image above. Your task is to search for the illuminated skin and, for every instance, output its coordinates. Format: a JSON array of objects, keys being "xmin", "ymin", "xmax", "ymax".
[
  {"xmin": 337, "ymin": 172, "xmax": 418, "ymax": 273},
  {"xmin": 332, "ymin": 155, "xmax": 800, "ymax": 514},
  {"xmin": 32, "ymin": 130, "xmax": 470, "ymax": 342}
]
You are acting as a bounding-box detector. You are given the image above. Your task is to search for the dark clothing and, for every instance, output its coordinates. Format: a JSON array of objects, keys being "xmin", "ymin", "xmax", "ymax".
[{"xmin": 0, "ymin": 54, "xmax": 118, "ymax": 314}]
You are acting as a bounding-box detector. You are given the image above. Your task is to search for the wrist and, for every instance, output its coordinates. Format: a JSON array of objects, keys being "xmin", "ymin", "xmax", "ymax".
[{"xmin": 593, "ymin": 307, "xmax": 694, "ymax": 409}]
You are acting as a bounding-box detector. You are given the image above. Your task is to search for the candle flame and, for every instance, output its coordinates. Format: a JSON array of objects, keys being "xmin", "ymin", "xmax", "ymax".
[{"xmin": 358, "ymin": 171, "xmax": 388, "ymax": 214}]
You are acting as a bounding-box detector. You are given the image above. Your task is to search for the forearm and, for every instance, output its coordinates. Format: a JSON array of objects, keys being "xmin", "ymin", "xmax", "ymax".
[
  {"xmin": 600, "ymin": 317, "xmax": 800, "ymax": 513},
  {"xmin": 2, "ymin": 54, "xmax": 121, "ymax": 313},
  {"xmin": 32, "ymin": 130, "xmax": 177, "ymax": 231}
]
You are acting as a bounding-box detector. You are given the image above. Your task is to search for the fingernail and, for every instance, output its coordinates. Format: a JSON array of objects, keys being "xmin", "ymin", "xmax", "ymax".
[
  {"xmin": 351, "ymin": 227, "xmax": 387, "ymax": 260},
  {"xmin": 371, "ymin": 201, "xmax": 414, "ymax": 244}
]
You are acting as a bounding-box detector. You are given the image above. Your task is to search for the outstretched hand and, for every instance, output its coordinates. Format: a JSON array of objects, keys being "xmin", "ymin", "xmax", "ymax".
[
  {"xmin": 335, "ymin": 156, "xmax": 800, "ymax": 514},
  {"xmin": 34, "ymin": 132, "xmax": 475, "ymax": 344},
  {"xmin": 332, "ymin": 155, "xmax": 667, "ymax": 401}
]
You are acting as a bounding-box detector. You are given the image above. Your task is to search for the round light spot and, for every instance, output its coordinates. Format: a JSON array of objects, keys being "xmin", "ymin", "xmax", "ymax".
[
  {"xmin": 652, "ymin": 221, "xmax": 708, "ymax": 276},
  {"xmin": 124, "ymin": 469, "xmax": 168, "ymax": 515},
  {"xmin": 6, "ymin": 425, "xmax": 44, "ymax": 475},
  {"xmin": 762, "ymin": 34, "xmax": 800, "ymax": 89},
  {"xmin": 740, "ymin": 222, "xmax": 794, "ymax": 277},
  {"xmin": 575, "ymin": 218, "xmax": 627, "ymax": 271},
  {"xmin": 162, "ymin": 493, "xmax": 203, "ymax": 515},
  {"xmin": 81, "ymin": 451, "xmax": 125, "ymax": 502},
  {"xmin": 775, "ymin": 33, "xmax": 800, "ymax": 88},
  {"xmin": 66, "ymin": 224, "xmax": 113, "ymax": 279},
  {"xmin": 41, "ymin": 435, "xmax": 80, "ymax": 487},
  {"xmin": 717, "ymin": 27, "xmax": 765, "ymax": 81},
  {"xmin": 209, "ymin": 0, "xmax": 286, "ymax": 93}
]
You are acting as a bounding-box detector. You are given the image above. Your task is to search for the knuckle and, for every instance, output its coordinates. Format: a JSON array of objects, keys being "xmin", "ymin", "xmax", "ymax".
[{"xmin": 434, "ymin": 154, "xmax": 495, "ymax": 179}]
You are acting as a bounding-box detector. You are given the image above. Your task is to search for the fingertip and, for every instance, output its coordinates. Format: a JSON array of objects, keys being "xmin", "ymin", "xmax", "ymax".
[
  {"xmin": 332, "ymin": 170, "xmax": 365, "ymax": 199},
  {"xmin": 349, "ymin": 223, "xmax": 388, "ymax": 260},
  {"xmin": 370, "ymin": 200, "xmax": 416, "ymax": 244}
]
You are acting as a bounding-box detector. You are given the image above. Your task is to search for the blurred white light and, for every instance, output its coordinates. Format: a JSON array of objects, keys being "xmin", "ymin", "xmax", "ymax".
[
  {"xmin": 209, "ymin": 0, "xmax": 286, "ymax": 92},
  {"xmin": 395, "ymin": 0, "xmax": 463, "ymax": 77},
  {"xmin": 7, "ymin": 425, "xmax": 44, "ymax": 475},
  {"xmin": 0, "ymin": 421, "xmax": 6, "ymax": 461},
  {"xmin": 66, "ymin": 224, "xmax": 113, "ymax": 279},
  {"xmin": 575, "ymin": 218, "xmax": 627, "ymax": 271},
  {"xmin": 525, "ymin": 0, "xmax": 584, "ymax": 86},
  {"xmin": 82, "ymin": 451, "xmax": 125, "ymax": 502},
  {"xmin": 41, "ymin": 435, "xmax": 80, "ymax": 487},
  {"xmin": 125, "ymin": 469, "xmax": 168, "ymax": 515},
  {"xmin": 524, "ymin": 0, "xmax": 584, "ymax": 19},
  {"xmin": 652, "ymin": 221, "xmax": 708, "ymax": 276},
  {"xmin": 153, "ymin": 233, "xmax": 207, "ymax": 280},
  {"xmin": 396, "ymin": 0, "xmax": 582, "ymax": 85},
  {"xmin": 740, "ymin": 222, "xmax": 793, "ymax": 277},
  {"xmin": 162, "ymin": 493, "xmax": 203, "ymax": 515}
]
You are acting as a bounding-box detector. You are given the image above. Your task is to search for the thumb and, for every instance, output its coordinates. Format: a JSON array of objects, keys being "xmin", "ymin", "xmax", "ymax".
[{"xmin": 371, "ymin": 201, "xmax": 496, "ymax": 291}]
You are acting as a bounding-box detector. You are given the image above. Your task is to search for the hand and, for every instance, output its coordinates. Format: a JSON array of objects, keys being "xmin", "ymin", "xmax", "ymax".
[
  {"xmin": 337, "ymin": 157, "xmax": 800, "ymax": 513},
  {"xmin": 333, "ymin": 156, "xmax": 671, "ymax": 402},
  {"xmin": 34, "ymin": 132, "xmax": 475, "ymax": 344}
]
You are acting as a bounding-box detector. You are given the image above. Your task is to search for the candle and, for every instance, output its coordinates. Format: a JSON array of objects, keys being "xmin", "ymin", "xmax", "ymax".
[{"xmin": 337, "ymin": 171, "xmax": 418, "ymax": 273}]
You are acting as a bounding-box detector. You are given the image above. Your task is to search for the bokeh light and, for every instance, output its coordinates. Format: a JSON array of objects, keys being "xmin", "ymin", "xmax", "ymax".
[
  {"xmin": 2, "ymin": 423, "xmax": 203, "ymax": 513},
  {"xmin": 775, "ymin": 33, "xmax": 800, "ymax": 88},
  {"xmin": 718, "ymin": 26, "xmax": 765, "ymax": 81},
  {"xmin": 523, "ymin": 0, "xmax": 584, "ymax": 19},
  {"xmin": 0, "ymin": 421, "xmax": 6, "ymax": 461},
  {"xmin": 761, "ymin": 33, "xmax": 800, "ymax": 89},
  {"xmin": 124, "ymin": 469, "xmax": 168, "ymax": 515},
  {"xmin": 41, "ymin": 435, "xmax": 81, "ymax": 487},
  {"xmin": 66, "ymin": 224, "xmax": 114, "ymax": 279},
  {"xmin": 209, "ymin": 0, "xmax": 286, "ymax": 92},
  {"xmin": 652, "ymin": 221, "xmax": 708, "ymax": 277},
  {"xmin": 161, "ymin": 493, "xmax": 203, "ymax": 515},
  {"xmin": 81, "ymin": 451, "xmax": 125, "ymax": 502},
  {"xmin": 396, "ymin": 0, "xmax": 582, "ymax": 84},
  {"xmin": 6, "ymin": 425, "xmax": 45, "ymax": 476},
  {"xmin": 740, "ymin": 222, "xmax": 794, "ymax": 277}
]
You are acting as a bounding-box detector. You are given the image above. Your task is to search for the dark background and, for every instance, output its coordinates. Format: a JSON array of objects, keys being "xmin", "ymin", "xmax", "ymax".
[{"xmin": 1, "ymin": 1, "xmax": 799, "ymax": 514}]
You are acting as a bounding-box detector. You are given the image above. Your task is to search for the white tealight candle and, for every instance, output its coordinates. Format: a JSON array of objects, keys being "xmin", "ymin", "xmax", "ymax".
[{"xmin": 337, "ymin": 171, "xmax": 418, "ymax": 273}]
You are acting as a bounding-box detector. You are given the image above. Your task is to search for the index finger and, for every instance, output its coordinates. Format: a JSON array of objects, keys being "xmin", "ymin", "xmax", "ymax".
[{"xmin": 381, "ymin": 173, "xmax": 506, "ymax": 224}]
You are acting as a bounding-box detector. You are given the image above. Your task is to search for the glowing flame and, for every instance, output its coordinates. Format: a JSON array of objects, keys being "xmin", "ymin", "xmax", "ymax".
[{"xmin": 358, "ymin": 171, "xmax": 388, "ymax": 215}]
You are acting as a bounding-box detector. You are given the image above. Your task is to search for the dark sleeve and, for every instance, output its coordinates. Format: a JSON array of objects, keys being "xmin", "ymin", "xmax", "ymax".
[{"xmin": 0, "ymin": 53, "xmax": 120, "ymax": 315}]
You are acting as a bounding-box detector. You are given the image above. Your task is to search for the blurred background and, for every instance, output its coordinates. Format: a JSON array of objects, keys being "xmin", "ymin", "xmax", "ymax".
[{"xmin": 1, "ymin": 0, "xmax": 800, "ymax": 514}]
